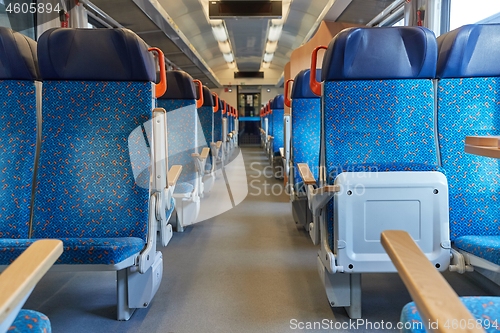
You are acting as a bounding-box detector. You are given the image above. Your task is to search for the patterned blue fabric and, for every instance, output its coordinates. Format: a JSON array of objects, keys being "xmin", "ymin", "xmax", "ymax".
[
  {"xmin": 323, "ymin": 79, "xmax": 439, "ymax": 249},
  {"xmin": 197, "ymin": 105, "xmax": 213, "ymax": 145},
  {"xmin": 197, "ymin": 105, "xmax": 214, "ymax": 167},
  {"xmin": 32, "ymin": 81, "xmax": 151, "ymax": 246},
  {"xmin": 401, "ymin": 297, "xmax": 500, "ymax": 333},
  {"xmin": 271, "ymin": 108, "xmax": 284, "ymax": 155},
  {"xmin": 214, "ymin": 109, "xmax": 222, "ymax": 142},
  {"xmin": 0, "ymin": 81, "xmax": 37, "ymax": 239},
  {"xmin": 165, "ymin": 196, "xmax": 175, "ymax": 221},
  {"xmin": 9, "ymin": 309, "xmax": 51, "ymax": 333},
  {"xmin": 291, "ymin": 98, "xmax": 321, "ymax": 185},
  {"xmin": 174, "ymin": 182, "xmax": 194, "ymax": 194},
  {"xmin": 455, "ymin": 236, "xmax": 500, "ymax": 266},
  {"xmin": 228, "ymin": 114, "xmax": 233, "ymax": 133},
  {"xmin": 437, "ymin": 78, "xmax": 500, "ymax": 241},
  {"xmin": 158, "ymin": 99, "xmax": 204, "ymax": 186},
  {"xmin": 0, "ymin": 236, "xmax": 145, "ymax": 265},
  {"xmin": 268, "ymin": 113, "xmax": 273, "ymax": 138},
  {"xmin": 0, "ymin": 239, "xmax": 37, "ymax": 265}
]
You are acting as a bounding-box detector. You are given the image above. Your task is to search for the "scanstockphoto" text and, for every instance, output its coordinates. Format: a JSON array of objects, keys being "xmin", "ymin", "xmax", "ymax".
[{"xmin": 290, "ymin": 318, "xmax": 431, "ymax": 331}]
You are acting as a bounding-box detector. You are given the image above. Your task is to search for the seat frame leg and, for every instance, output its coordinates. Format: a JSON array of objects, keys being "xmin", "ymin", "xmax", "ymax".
[
  {"xmin": 318, "ymin": 256, "xmax": 362, "ymax": 319},
  {"xmin": 117, "ymin": 269, "xmax": 135, "ymax": 321}
]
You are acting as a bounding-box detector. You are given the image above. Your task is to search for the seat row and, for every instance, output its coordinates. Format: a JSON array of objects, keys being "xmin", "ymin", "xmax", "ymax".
[
  {"xmin": 260, "ymin": 94, "xmax": 288, "ymax": 178},
  {"xmin": 264, "ymin": 24, "xmax": 500, "ymax": 324},
  {"xmin": 0, "ymin": 26, "xmax": 239, "ymax": 329}
]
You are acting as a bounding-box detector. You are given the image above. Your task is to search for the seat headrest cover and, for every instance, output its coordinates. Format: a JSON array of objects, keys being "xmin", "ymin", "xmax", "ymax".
[
  {"xmin": 322, "ymin": 26, "xmax": 437, "ymax": 81},
  {"xmin": 202, "ymin": 86, "xmax": 214, "ymax": 106},
  {"xmin": 292, "ymin": 69, "xmax": 321, "ymax": 99},
  {"xmin": 38, "ymin": 28, "xmax": 155, "ymax": 81},
  {"xmin": 0, "ymin": 27, "xmax": 39, "ymax": 80},
  {"xmin": 271, "ymin": 94, "xmax": 284, "ymax": 109},
  {"xmin": 158, "ymin": 70, "xmax": 196, "ymax": 99},
  {"xmin": 437, "ymin": 24, "xmax": 500, "ymax": 78}
]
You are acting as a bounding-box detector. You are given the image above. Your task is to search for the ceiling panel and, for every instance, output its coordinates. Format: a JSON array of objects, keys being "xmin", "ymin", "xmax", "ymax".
[
  {"xmin": 337, "ymin": 0, "xmax": 395, "ymax": 24},
  {"xmin": 226, "ymin": 19, "xmax": 268, "ymax": 71}
]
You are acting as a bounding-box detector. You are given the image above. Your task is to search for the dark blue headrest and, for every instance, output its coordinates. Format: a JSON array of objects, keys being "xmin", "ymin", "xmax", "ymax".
[
  {"xmin": 322, "ymin": 27, "xmax": 437, "ymax": 81},
  {"xmin": 271, "ymin": 94, "xmax": 284, "ymax": 109},
  {"xmin": 437, "ymin": 24, "xmax": 500, "ymax": 78},
  {"xmin": 202, "ymin": 86, "xmax": 213, "ymax": 107},
  {"xmin": 218, "ymin": 98, "xmax": 224, "ymax": 112},
  {"xmin": 38, "ymin": 28, "xmax": 155, "ymax": 81},
  {"xmin": 0, "ymin": 27, "xmax": 39, "ymax": 80},
  {"xmin": 159, "ymin": 70, "xmax": 196, "ymax": 99},
  {"xmin": 291, "ymin": 69, "xmax": 321, "ymax": 99}
]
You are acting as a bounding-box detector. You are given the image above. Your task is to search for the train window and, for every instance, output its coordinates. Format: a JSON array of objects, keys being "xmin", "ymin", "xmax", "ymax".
[
  {"xmin": 0, "ymin": 0, "xmax": 35, "ymax": 39},
  {"xmin": 450, "ymin": 0, "xmax": 500, "ymax": 29},
  {"xmin": 392, "ymin": 18, "xmax": 404, "ymax": 26}
]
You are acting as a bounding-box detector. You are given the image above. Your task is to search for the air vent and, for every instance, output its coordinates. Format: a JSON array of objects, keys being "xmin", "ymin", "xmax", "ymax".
[
  {"xmin": 234, "ymin": 72, "xmax": 264, "ymax": 79},
  {"xmin": 209, "ymin": 1, "xmax": 282, "ymax": 19}
]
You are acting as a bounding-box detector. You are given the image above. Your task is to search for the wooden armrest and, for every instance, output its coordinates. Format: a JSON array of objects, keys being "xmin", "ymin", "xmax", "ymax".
[
  {"xmin": 228, "ymin": 133, "xmax": 233, "ymax": 138},
  {"xmin": 381, "ymin": 231, "xmax": 481, "ymax": 333},
  {"xmin": 324, "ymin": 185, "xmax": 340, "ymax": 193},
  {"xmin": 279, "ymin": 147, "xmax": 285, "ymax": 158},
  {"xmin": 0, "ymin": 239, "xmax": 63, "ymax": 324},
  {"xmin": 200, "ymin": 147, "xmax": 210, "ymax": 160},
  {"xmin": 297, "ymin": 163, "xmax": 317, "ymax": 185},
  {"xmin": 465, "ymin": 136, "xmax": 500, "ymax": 159},
  {"xmin": 168, "ymin": 165, "xmax": 182, "ymax": 187},
  {"xmin": 216, "ymin": 141, "xmax": 222, "ymax": 150}
]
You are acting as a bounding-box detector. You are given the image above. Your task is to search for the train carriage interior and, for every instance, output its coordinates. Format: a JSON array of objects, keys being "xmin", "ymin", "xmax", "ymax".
[{"xmin": 1, "ymin": 0, "xmax": 500, "ymax": 332}]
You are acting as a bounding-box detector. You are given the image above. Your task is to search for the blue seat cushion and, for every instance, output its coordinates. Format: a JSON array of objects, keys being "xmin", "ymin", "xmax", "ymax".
[
  {"xmin": 174, "ymin": 182, "xmax": 194, "ymax": 195},
  {"xmin": 165, "ymin": 196, "xmax": 175, "ymax": 221},
  {"xmin": 401, "ymin": 297, "xmax": 500, "ymax": 333},
  {"xmin": 8, "ymin": 309, "xmax": 51, "ymax": 333},
  {"xmin": 327, "ymin": 162, "xmax": 442, "ymax": 183},
  {"xmin": 454, "ymin": 236, "xmax": 500, "ymax": 266},
  {"xmin": 0, "ymin": 237, "xmax": 145, "ymax": 265}
]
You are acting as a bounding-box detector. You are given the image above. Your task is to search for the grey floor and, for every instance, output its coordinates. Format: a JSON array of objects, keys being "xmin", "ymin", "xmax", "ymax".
[{"xmin": 25, "ymin": 147, "xmax": 499, "ymax": 333}]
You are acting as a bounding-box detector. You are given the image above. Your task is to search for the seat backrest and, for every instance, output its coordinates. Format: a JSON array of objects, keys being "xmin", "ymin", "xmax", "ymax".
[
  {"xmin": 271, "ymin": 95, "xmax": 284, "ymax": 154},
  {"xmin": 228, "ymin": 106, "xmax": 233, "ymax": 134},
  {"xmin": 436, "ymin": 24, "xmax": 500, "ymax": 240},
  {"xmin": 223, "ymin": 102, "xmax": 229, "ymax": 137},
  {"xmin": 214, "ymin": 98, "xmax": 223, "ymax": 142},
  {"xmin": 33, "ymin": 28, "xmax": 155, "ymax": 240},
  {"xmin": 198, "ymin": 85, "xmax": 214, "ymax": 145},
  {"xmin": 157, "ymin": 70, "xmax": 206, "ymax": 185},
  {"xmin": 291, "ymin": 69, "xmax": 321, "ymax": 186},
  {"xmin": 322, "ymin": 26, "xmax": 438, "ymax": 181},
  {"xmin": 321, "ymin": 26, "xmax": 438, "ymax": 248},
  {"xmin": 0, "ymin": 27, "xmax": 39, "ymax": 239}
]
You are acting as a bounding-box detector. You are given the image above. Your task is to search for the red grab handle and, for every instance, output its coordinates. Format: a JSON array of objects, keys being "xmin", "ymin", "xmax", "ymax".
[
  {"xmin": 310, "ymin": 45, "xmax": 327, "ymax": 97},
  {"xmin": 148, "ymin": 47, "xmax": 167, "ymax": 98},
  {"xmin": 193, "ymin": 80, "xmax": 204, "ymax": 108},
  {"xmin": 212, "ymin": 92, "xmax": 219, "ymax": 112},
  {"xmin": 284, "ymin": 79, "xmax": 293, "ymax": 108}
]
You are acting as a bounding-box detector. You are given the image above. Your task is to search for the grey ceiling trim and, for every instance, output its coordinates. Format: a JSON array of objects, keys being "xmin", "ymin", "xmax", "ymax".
[
  {"xmin": 366, "ymin": 0, "xmax": 405, "ymax": 26},
  {"xmin": 324, "ymin": 0, "xmax": 353, "ymax": 22},
  {"xmin": 132, "ymin": 0, "xmax": 222, "ymax": 87}
]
